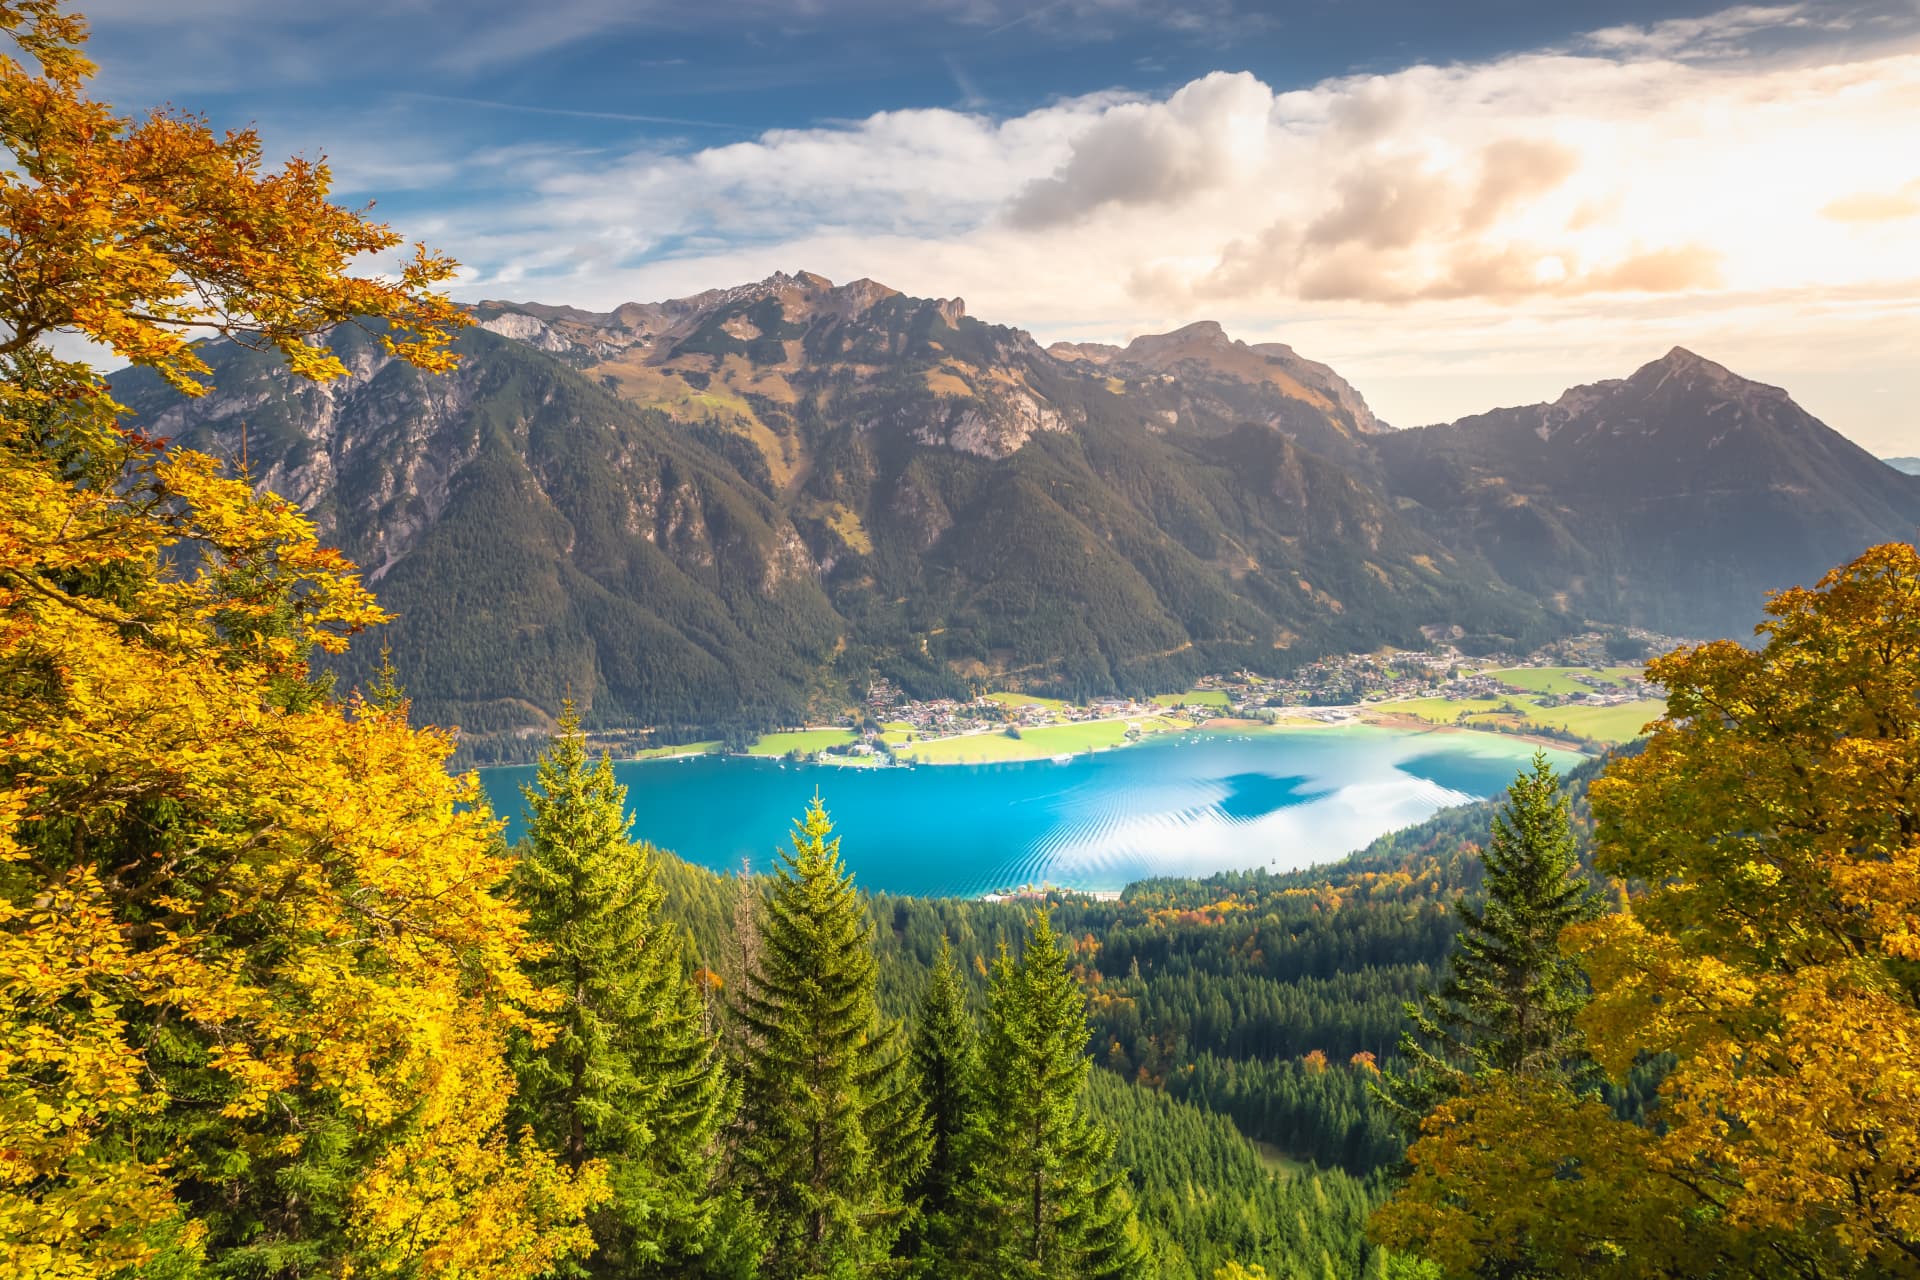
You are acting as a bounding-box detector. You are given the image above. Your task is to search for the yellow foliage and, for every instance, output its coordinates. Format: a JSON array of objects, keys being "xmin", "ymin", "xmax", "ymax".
[
  {"xmin": 1374, "ymin": 543, "xmax": 1920, "ymax": 1277},
  {"xmin": 0, "ymin": 2, "xmax": 466, "ymax": 394},
  {"xmin": 0, "ymin": 4, "xmax": 601, "ymax": 1277}
]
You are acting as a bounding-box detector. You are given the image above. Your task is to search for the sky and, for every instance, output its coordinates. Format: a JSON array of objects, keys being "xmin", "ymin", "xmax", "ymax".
[{"xmin": 76, "ymin": 0, "xmax": 1920, "ymax": 453}]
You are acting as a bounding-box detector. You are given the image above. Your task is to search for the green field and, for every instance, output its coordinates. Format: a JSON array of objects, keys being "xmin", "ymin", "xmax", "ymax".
[
  {"xmin": 1381, "ymin": 695, "xmax": 1509, "ymax": 724},
  {"xmin": 1250, "ymin": 1140, "xmax": 1309, "ymax": 1179},
  {"xmin": 745, "ymin": 728, "xmax": 859, "ymax": 756},
  {"xmin": 1151, "ymin": 689, "xmax": 1234, "ymax": 710},
  {"xmin": 896, "ymin": 719, "xmax": 1170, "ymax": 764},
  {"xmin": 984, "ymin": 691, "xmax": 1074, "ymax": 713},
  {"xmin": 1378, "ymin": 686, "xmax": 1664, "ymax": 747},
  {"xmin": 625, "ymin": 739, "xmax": 721, "ymax": 761},
  {"xmin": 1487, "ymin": 666, "xmax": 1642, "ymax": 696},
  {"xmin": 1522, "ymin": 699, "xmax": 1665, "ymax": 743}
]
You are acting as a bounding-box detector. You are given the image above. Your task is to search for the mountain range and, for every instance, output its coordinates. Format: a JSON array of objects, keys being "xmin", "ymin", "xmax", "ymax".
[{"xmin": 112, "ymin": 271, "xmax": 1920, "ymax": 753}]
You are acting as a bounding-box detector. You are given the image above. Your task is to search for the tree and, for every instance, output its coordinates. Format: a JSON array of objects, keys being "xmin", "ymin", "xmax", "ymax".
[
  {"xmin": 0, "ymin": 4, "xmax": 463, "ymax": 394},
  {"xmin": 1373, "ymin": 544, "xmax": 1920, "ymax": 1278},
  {"xmin": 905, "ymin": 936, "xmax": 977, "ymax": 1267},
  {"xmin": 0, "ymin": 4, "xmax": 600, "ymax": 1276},
  {"xmin": 961, "ymin": 910, "xmax": 1151, "ymax": 1280},
  {"xmin": 1380, "ymin": 750, "xmax": 1600, "ymax": 1131},
  {"xmin": 729, "ymin": 796, "xmax": 929, "ymax": 1278},
  {"xmin": 511, "ymin": 704, "xmax": 733, "ymax": 1276}
]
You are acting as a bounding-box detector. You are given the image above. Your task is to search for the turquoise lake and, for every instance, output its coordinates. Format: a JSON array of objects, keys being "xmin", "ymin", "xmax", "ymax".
[{"xmin": 478, "ymin": 726, "xmax": 1581, "ymax": 898}]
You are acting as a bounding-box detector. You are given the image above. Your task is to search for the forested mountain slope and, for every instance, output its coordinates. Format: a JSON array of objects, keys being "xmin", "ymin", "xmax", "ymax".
[
  {"xmin": 116, "ymin": 273, "xmax": 1919, "ymax": 749},
  {"xmin": 643, "ymin": 755, "xmax": 1607, "ymax": 1278},
  {"xmin": 115, "ymin": 274, "xmax": 1538, "ymax": 749},
  {"xmin": 1377, "ymin": 348, "xmax": 1920, "ymax": 634}
]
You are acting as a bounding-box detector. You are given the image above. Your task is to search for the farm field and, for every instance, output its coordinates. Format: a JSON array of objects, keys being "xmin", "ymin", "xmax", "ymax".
[
  {"xmin": 625, "ymin": 739, "xmax": 721, "ymax": 760},
  {"xmin": 1487, "ymin": 665, "xmax": 1642, "ymax": 695},
  {"xmin": 1379, "ymin": 695, "xmax": 1509, "ymax": 724},
  {"xmin": 1375, "ymin": 682, "xmax": 1664, "ymax": 747},
  {"xmin": 1522, "ymin": 700, "xmax": 1666, "ymax": 743},
  {"xmin": 1151, "ymin": 689, "xmax": 1234, "ymax": 710},
  {"xmin": 745, "ymin": 728, "xmax": 860, "ymax": 756},
  {"xmin": 895, "ymin": 717, "xmax": 1178, "ymax": 764},
  {"xmin": 983, "ymin": 691, "xmax": 1074, "ymax": 713}
]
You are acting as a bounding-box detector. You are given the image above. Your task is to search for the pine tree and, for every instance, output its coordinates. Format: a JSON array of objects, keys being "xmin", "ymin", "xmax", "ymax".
[
  {"xmin": 1382, "ymin": 750, "xmax": 1601, "ymax": 1130},
  {"xmin": 905, "ymin": 937, "xmax": 978, "ymax": 1267},
  {"xmin": 511, "ymin": 703, "xmax": 733, "ymax": 1276},
  {"xmin": 729, "ymin": 795, "xmax": 930, "ymax": 1279},
  {"xmin": 961, "ymin": 911, "xmax": 1151, "ymax": 1280},
  {"xmin": 365, "ymin": 641, "xmax": 407, "ymax": 715}
]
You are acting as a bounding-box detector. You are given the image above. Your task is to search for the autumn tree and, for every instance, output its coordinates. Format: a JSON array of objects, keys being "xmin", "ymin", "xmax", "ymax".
[
  {"xmin": 0, "ymin": 3, "xmax": 601, "ymax": 1277},
  {"xmin": 1380, "ymin": 750, "xmax": 1600, "ymax": 1131},
  {"xmin": 511, "ymin": 704, "xmax": 734, "ymax": 1277},
  {"xmin": 728, "ymin": 796, "xmax": 930, "ymax": 1278},
  {"xmin": 1374, "ymin": 543, "xmax": 1920, "ymax": 1278},
  {"xmin": 960, "ymin": 911, "xmax": 1151, "ymax": 1280}
]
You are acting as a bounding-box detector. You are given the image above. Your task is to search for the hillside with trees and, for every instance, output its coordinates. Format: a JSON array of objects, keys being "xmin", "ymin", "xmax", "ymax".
[{"xmin": 5, "ymin": 4, "xmax": 1918, "ymax": 1277}]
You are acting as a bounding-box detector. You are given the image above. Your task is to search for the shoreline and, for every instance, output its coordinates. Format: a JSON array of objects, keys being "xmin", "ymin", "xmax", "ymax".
[
  {"xmin": 1356, "ymin": 709, "xmax": 1599, "ymax": 758},
  {"xmin": 546, "ymin": 708, "xmax": 1599, "ymax": 773}
]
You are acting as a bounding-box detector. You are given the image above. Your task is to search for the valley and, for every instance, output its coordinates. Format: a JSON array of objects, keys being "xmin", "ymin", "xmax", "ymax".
[
  {"xmin": 478, "ymin": 719, "xmax": 1577, "ymax": 898},
  {"xmin": 111, "ymin": 271, "xmax": 1918, "ymax": 761},
  {"xmin": 564, "ymin": 628, "xmax": 1675, "ymax": 771},
  {"xmin": 12, "ymin": 2, "xmax": 1920, "ymax": 1274}
]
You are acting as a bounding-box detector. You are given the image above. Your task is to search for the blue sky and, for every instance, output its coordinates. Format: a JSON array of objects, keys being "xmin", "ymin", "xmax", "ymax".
[{"xmin": 76, "ymin": 1, "xmax": 1920, "ymax": 451}]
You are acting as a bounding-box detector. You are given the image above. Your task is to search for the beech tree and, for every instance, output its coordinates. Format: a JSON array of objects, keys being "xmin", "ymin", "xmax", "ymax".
[
  {"xmin": 511, "ymin": 705, "xmax": 733, "ymax": 1276},
  {"xmin": 729, "ymin": 797, "xmax": 929, "ymax": 1278},
  {"xmin": 0, "ymin": 3, "xmax": 606, "ymax": 1275}
]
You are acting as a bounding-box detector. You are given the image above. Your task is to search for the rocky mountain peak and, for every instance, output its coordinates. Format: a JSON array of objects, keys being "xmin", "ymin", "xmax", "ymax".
[{"xmin": 1121, "ymin": 320, "xmax": 1232, "ymax": 363}]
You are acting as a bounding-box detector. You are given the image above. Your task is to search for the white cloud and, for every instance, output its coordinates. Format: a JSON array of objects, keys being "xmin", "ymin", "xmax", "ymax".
[
  {"xmin": 1579, "ymin": 3, "xmax": 1826, "ymax": 56},
  {"xmin": 1004, "ymin": 72, "xmax": 1275, "ymax": 228},
  {"xmin": 346, "ymin": 4, "xmax": 1917, "ymax": 453}
]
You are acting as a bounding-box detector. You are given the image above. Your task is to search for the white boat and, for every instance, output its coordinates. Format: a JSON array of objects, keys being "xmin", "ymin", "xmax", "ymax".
[{"xmin": 1051, "ymin": 752, "xmax": 1073, "ymax": 764}]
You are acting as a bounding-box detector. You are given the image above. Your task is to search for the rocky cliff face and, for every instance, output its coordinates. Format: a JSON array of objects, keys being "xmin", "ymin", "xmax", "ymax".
[
  {"xmin": 112, "ymin": 275, "xmax": 1918, "ymax": 747},
  {"xmin": 113, "ymin": 276, "xmax": 1535, "ymax": 748}
]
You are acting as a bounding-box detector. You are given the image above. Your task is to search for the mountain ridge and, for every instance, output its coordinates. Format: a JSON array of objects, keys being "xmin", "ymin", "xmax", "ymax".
[
  {"xmin": 1376, "ymin": 346, "xmax": 1920, "ymax": 632},
  {"xmin": 111, "ymin": 272, "xmax": 1918, "ymax": 752}
]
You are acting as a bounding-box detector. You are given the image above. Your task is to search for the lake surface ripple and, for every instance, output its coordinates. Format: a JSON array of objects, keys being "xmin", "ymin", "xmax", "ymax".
[{"xmin": 479, "ymin": 726, "xmax": 1580, "ymax": 898}]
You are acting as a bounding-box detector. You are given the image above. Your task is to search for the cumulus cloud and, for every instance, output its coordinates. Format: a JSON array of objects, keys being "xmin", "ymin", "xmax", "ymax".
[
  {"xmin": 399, "ymin": 4, "xmax": 1920, "ymax": 452},
  {"xmin": 461, "ymin": 13, "xmax": 1915, "ymax": 317},
  {"xmin": 1005, "ymin": 72, "xmax": 1273, "ymax": 228},
  {"xmin": 1822, "ymin": 178, "xmax": 1920, "ymax": 221}
]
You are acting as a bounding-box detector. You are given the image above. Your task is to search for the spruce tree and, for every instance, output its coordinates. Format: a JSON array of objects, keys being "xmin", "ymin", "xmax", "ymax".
[
  {"xmin": 961, "ymin": 911, "xmax": 1151, "ymax": 1280},
  {"xmin": 511, "ymin": 704, "xmax": 733, "ymax": 1276},
  {"xmin": 905, "ymin": 937, "xmax": 978, "ymax": 1267},
  {"xmin": 729, "ymin": 796, "xmax": 930, "ymax": 1279},
  {"xmin": 1383, "ymin": 750, "xmax": 1601, "ymax": 1129}
]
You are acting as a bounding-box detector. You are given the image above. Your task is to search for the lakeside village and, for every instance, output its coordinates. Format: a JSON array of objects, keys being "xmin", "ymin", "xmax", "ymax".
[
  {"xmin": 730, "ymin": 626, "xmax": 1687, "ymax": 769},
  {"xmin": 589, "ymin": 626, "xmax": 1686, "ymax": 904}
]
